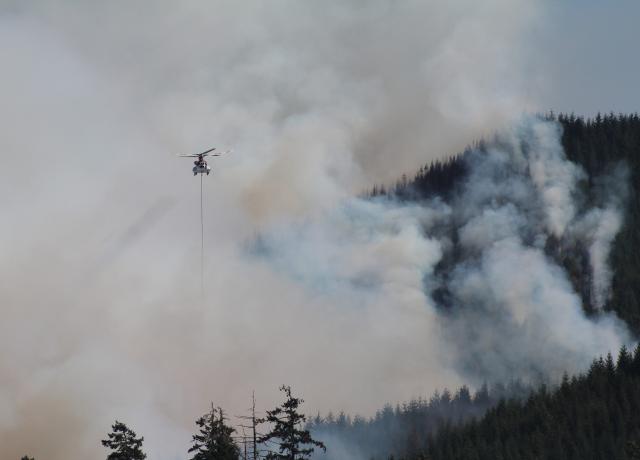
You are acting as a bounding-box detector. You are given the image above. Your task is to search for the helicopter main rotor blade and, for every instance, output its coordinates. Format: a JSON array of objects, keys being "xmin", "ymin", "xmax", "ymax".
[
  {"xmin": 210, "ymin": 149, "xmax": 233, "ymax": 157},
  {"xmin": 198, "ymin": 147, "xmax": 216, "ymax": 156},
  {"xmin": 176, "ymin": 147, "xmax": 230, "ymax": 158}
]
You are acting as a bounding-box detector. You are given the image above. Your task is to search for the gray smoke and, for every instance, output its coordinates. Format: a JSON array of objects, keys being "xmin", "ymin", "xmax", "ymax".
[
  {"xmin": 441, "ymin": 119, "xmax": 630, "ymax": 382},
  {"xmin": 256, "ymin": 117, "xmax": 630, "ymax": 388},
  {"xmin": 0, "ymin": 2, "xmax": 632, "ymax": 460}
]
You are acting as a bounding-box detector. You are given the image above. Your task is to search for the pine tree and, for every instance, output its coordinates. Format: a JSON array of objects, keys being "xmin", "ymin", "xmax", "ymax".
[
  {"xmin": 259, "ymin": 385, "xmax": 326, "ymax": 460},
  {"xmin": 188, "ymin": 405, "xmax": 240, "ymax": 460},
  {"xmin": 101, "ymin": 421, "xmax": 146, "ymax": 460},
  {"xmin": 20, "ymin": 456, "xmax": 35, "ymax": 460}
]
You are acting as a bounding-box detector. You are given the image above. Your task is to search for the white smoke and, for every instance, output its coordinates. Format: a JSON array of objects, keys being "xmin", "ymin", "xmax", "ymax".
[
  {"xmin": 442, "ymin": 118, "xmax": 630, "ymax": 382},
  {"xmin": 0, "ymin": 2, "xmax": 632, "ymax": 460},
  {"xmin": 256, "ymin": 117, "xmax": 630, "ymax": 387}
]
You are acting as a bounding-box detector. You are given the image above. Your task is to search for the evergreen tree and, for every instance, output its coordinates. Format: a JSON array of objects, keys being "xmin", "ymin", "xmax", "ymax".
[
  {"xmin": 101, "ymin": 421, "xmax": 146, "ymax": 460},
  {"xmin": 20, "ymin": 456, "xmax": 34, "ymax": 460},
  {"xmin": 420, "ymin": 344, "xmax": 640, "ymax": 460},
  {"xmin": 188, "ymin": 405, "xmax": 240, "ymax": 460},
  {"xmin": 259, "ymin": 385, "xmax": 326, "ymax": 460}
]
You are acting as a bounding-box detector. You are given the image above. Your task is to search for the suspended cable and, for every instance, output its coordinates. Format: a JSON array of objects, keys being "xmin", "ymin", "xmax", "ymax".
[
  {"xmin": 200, "ymin": 173, "xmax": 204, "ymax": 297},
  {"xmin": 176, "ymin": 147, "xmax": 233, "ymax": 299}
]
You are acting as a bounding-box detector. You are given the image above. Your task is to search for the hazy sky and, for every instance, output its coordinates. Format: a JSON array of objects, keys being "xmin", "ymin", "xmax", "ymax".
[
  {"xmin": 535, "ymin": 0, "xmax": 640, "ymax": 115},
  {"xmin": 0, "ymin": 2, "xmax": 638, "ymax": 459}
]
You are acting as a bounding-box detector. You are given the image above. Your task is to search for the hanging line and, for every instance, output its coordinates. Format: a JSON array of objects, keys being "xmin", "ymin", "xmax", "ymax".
[{"xmin": 200, "ymin": 173, "xmax": 204, "ymax": 297}]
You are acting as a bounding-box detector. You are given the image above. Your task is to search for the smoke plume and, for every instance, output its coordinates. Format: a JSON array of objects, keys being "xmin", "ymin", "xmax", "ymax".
[
  {"xmin": 0, "ymin": 2, "xmax": 631, "ymax": 460},
  {"xmin": 257, "ymin": 117, "xmax": 630, "ymax": 388}
]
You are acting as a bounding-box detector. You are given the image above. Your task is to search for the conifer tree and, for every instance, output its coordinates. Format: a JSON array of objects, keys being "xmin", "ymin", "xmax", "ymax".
[
  {"xmin": 188, "ymin": 405, "xmax": 240, "ymax": 460},
  {"xmin": 101, "ymin": 421, "xmax": 146, "ymax": 460},
  {"xmin": 259, "ymin": 385, "xmax": 325, "ymax": 460}
]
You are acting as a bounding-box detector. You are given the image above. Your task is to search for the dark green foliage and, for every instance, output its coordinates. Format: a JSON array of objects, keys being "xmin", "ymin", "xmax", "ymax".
[
  {"xmin": 311, "ymin": 382, "xmax": 530, "ymax": 460},
  {"xmin": 259, "ymin": 385, "xmax": 326, "ymax": 459},
  {"xmin": 627, "ymin": 440, "xmax": 640, "ymax": 459},
  {"xmin": 20, "ymin": 456, "xmax": 34, "ymax": 460},
  {"xmin": 556, "ymin": 113, "xmax": 640, "ymax": 333},
  {"xmin": 369, "ymin": 152, "xmax": 467, "ymax": 200},
  {"xmin": 188, "ymin": 406, "xmax": 240, "ymax": 460},
  {"xmin": 421, "ymin": 345, "xmax": 640, "ymax": 460},
  {"xmin": 374, "ymin": 113, "xmax": 640, "ymax": 332},
  {"xmin": 101, "ymin": 421, "xmax": 146, "ymax": 460}
]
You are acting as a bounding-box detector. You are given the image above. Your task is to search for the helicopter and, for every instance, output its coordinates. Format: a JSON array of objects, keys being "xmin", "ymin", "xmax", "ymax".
[{"xmin": 177, "ymin": 147, "xmax": 233, "ymax": 176}]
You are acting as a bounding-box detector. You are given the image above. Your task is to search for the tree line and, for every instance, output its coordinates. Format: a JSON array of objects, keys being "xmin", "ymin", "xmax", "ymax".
[
  {"xmin": 20, "ymin": 385, "xmax": 325, "ymax": 460},
  {"xmin": 422, "ymin": 344, "xmax": 640, "ymax": 460},
  {"xmin": 307, "ymin": 344, "xmax": 640, "ymax": 460},
  {"xmin": 309, "ymin": 380, "xmax": 532, "ymax": 459}
]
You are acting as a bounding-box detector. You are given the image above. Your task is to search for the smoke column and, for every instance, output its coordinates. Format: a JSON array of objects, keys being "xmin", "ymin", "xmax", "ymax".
[{"xmin": 0, "ymin": 2, "xmax": 632, "ymax": 459}]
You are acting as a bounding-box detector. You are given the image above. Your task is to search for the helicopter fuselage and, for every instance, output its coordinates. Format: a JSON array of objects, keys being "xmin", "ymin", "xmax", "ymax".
[
  {"xmin": 192, "ymin": 156, "xmax": 211, "ymax": 175},
  {"xmin": 193, "ymin": 163, "xmax": 212, "ymax": 175}
]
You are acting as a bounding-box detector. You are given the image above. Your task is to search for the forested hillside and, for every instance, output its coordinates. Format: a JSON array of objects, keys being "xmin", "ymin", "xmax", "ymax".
[
  {"xmin": 310, "ymin": 381, "xmax": 532, "ymax": 460},
  {"xmin": 561, "ymin": 114, "xmax": 640, "ymax": 334},
  {"xmin": 382, "ymin": 113, "xmax": 640, "ymax": 333},
  {"xmin": 323, "ymin": 114, "xmax": 640, "ymax": 459},
  {"xmin": 425, "ymin": 113, "xmax": 640, "ymax": 460},
  {"xmin": 312, "ymin": 346, "xmax": 640, "ymax": 460},
  {"xmin": 425, "ymin": 345, "xmax": 640, "ymax": 460}
]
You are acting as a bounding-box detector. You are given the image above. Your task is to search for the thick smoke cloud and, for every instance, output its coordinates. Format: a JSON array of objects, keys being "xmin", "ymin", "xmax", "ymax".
[
  {"xmin": 0, "ymin": 2, "xmax": 631, "ymax": 460},
  {"xmin": 441, "ymin": 120, "xmax": 630, "ymax": 383},
  {"xmin": 258, "ymin": 117, "xmax": 630, "ymax": 388}
]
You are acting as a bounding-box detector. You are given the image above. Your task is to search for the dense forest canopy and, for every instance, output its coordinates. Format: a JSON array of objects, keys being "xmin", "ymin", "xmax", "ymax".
[
  {"xmin": 311, "ymin": 346, "xmax": 640, "ymax": 460},
  {"xmin": 424, "ymin": 345, "xmax": 640, "ymax": 460}
]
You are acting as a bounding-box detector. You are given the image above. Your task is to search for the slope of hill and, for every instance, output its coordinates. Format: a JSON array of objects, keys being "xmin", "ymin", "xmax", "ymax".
[
  {"xmin": 312, "ymin": 346, "xmax": 640, "ymax": 460},
  {"xmin": 315, "ymin": 114, "xmax": 640, "ymax": 459},
  {"xmin": 425, "ymin": 345, "xmax": 640, "ymax": 460},
  {"xmin": 559, "ymin": 114, "xmax": 640, "ymax": 334},
  {"xmin": 310, "ymin": 381, "xmax": 532, "ymax": 460},
  {"xmin": 385, "ymin": 113, "xmax": 640, "ymax": 333}
]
